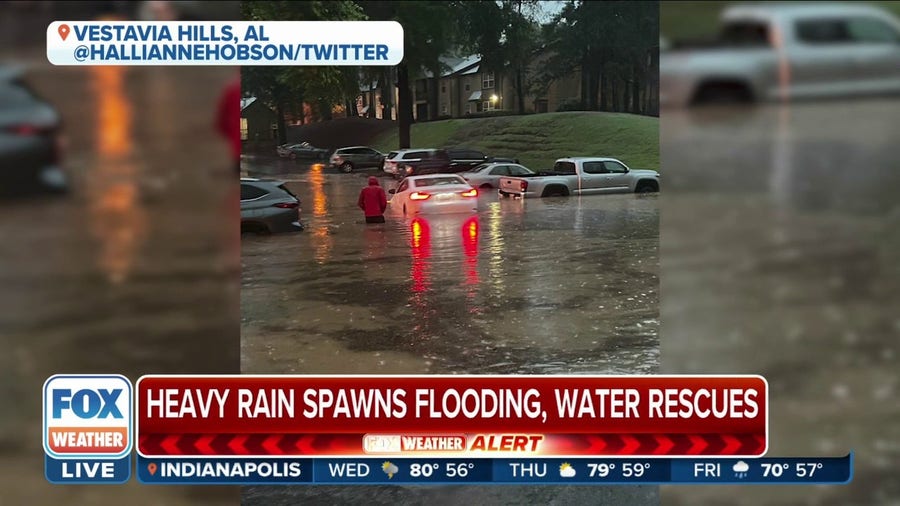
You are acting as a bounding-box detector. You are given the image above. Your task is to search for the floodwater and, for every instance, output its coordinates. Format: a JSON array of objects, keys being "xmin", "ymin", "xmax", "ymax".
[
  {"xmin": 0, "ymin": 61, "xmax": 240, "ymax": 504},
  {"xmin": 660, "ymin": 100, "xmax": 900, "ymax": 506},
  {"xmin": 241, "ymin": 158, "xmax": 659, "ymax": 505}
]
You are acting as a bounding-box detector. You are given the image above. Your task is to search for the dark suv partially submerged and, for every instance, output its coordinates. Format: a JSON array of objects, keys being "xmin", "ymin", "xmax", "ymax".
[
  {"xmin": 383, "ymin": 147, "xmax": 519, "ymax": 178},
  {"xmin": 329, "ymin": 146, "xmax": 385, "ymax": 173},
  {"xmin": 0, "ymin": 66, "xmax": 67, "ymax": 197}
]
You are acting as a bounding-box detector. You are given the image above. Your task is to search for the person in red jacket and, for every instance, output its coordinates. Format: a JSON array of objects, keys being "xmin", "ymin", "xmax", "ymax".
[
  {"xmin": 358, "ymin": 176, "xmax": 388, "ymax": 223},
  {"xmin": 215, "ymin": 75, "xmax": 242, "ymax": 174}
]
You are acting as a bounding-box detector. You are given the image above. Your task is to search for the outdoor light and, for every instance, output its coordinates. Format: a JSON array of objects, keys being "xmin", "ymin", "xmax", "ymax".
[{"xmin": 490, "ymin": 94, "xmax": 499, "ymax": 103}]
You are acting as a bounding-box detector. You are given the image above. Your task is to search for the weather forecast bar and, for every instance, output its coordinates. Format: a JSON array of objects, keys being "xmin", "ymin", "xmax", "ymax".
[{"xmin": 129, "ymin": 455, "xmax": 852, "ymax": 485}]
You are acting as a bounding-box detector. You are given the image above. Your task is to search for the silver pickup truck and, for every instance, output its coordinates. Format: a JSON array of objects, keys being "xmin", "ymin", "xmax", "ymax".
[
  {"xmin": 660, "ymin": 3, "xmax": 900, "ymax": 107},
  {"xmin": 498, "ymin": 157, "xmax": 659, "ymax": 198}
]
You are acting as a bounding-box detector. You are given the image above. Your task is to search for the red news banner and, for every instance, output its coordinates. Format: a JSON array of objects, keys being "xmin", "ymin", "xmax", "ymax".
[{"xmin": 137, "ymin": 375, "xmax": 767, "ymax": 458}]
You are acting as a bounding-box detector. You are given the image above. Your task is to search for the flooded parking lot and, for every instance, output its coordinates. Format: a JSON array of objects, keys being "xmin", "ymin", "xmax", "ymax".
[
  {"xmin": 241, "ymin": 157, "xmax": 659, "ymax": 505},
  {"xmin": 0, "ymin": 60, "xmax": 240, "ymax": 505},
  {"xmin": 660, "ymin": 99, "xmax": 900, "ymax": 506},
  {"xmin": 241, "ymin": 159, "xmax": 659, "ymax": 376}
]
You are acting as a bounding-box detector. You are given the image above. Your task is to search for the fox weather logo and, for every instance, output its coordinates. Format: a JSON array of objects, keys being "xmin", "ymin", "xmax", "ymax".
[{"xmin": 43, "ymin": 374, "xmax": 133, "ymax": 460}]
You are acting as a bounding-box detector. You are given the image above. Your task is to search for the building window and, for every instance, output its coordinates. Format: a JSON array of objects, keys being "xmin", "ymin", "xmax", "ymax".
[
  {"xmin": 441, "ymin": 84, "xmax": 446, "ymax": 93},
  {"xmin": 441, "ymin": 104, "xmax": 447, "ymax": 115},
  {"xmin": 464, "ymin": 83, "xmax": 470, "ymax": 92},
  {"xmin": 240, "ymin": 118, "xmax": 248, "ymax": 140},
  {"xmin": 483, "ymin": 100, "xmax": 496, "ymax": 112},
  {"xmin": 482, "ymin": 72, "xmax": 495, "ymax": 89},
  {"xmin": 465, "ymin": 103, "xmax": 472, "ymax": 115}
]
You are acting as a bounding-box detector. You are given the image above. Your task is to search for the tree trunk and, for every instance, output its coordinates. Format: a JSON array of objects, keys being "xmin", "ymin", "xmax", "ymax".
[
  {"xmin": 599, "ymin": 62, "xmax": 609, "ymax": 111},
  {"xmin": 649, "ymin": 48, "xmax": 659, "ymax": 116},
  {"xmin": 632, "ymin": 61, "xmax": 641, "ymax": 114},
  {"xmin": 381, "ymin": 67, "xmax": 394, "ymax": 121},
  {"xmin": 612, "ymin": 78, "xmax": 620, "ymax": 112},
  {"xmin": 347, "ymin": 99, "xmax": 358, "ymax": 118},
  {"xmin": 579, "ymin": 55, "xmax": 591, "ymax": 109},
  {"xmin": 320, "ymin": 100, "xmax": 333, "ymax": 121},
  {"xmin": 429, "ymin": 63, "xmax": 441, "ymax": 121},
  {"xmin": 397, "ymin": 63, "xmax": 413, "ymax": 149},
  {"xmin": 589, "ymin": 62, "xmax": 601, "ymax": 111},
  {"xmin": 295, "ymin": 95, "xmax": 305, "ymax": 125},
  {"xmin": 275, "ymin": 99, "xmax": 287, "ymax": 145},
  {"xmin": 516, "ymin": 69, "xmax": 525, "ymax": 114}
]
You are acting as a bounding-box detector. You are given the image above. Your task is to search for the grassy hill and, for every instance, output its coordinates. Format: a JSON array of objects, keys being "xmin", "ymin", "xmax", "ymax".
[{"xmin": 371, "ymin": 112, "xmax": 659, "ymax": 171}]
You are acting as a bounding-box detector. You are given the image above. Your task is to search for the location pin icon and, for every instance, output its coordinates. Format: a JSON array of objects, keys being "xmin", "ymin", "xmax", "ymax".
[
  {"xmin": 148, "ymin": 463, "xmax": 157, "ymax": 476},
  {"xmin": 58, "ymin": 24, "xmax": 70, "ymax": 41}
]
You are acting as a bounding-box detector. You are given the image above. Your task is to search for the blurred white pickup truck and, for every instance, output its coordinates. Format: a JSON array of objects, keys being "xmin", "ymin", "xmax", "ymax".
[
  {"xmin": 498, "ymin": 158, "xmax": 659, "ymax": 198},
  {"xmin": 660, "ymin": 3, "xmax": 900, "ymax": 106}
]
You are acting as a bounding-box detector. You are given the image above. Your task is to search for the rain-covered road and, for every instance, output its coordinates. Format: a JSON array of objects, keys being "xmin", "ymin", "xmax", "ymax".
[
  {"xmin": 0, "ymin": 60, "xmax": 240, "ymax": 505},
  {"xmin": 660, "ymin": 99, "xmax": 900, "ymax": 506},
  {"xmin": 241, "ymin": 157, "xmax": 659, "ymax": 505}
]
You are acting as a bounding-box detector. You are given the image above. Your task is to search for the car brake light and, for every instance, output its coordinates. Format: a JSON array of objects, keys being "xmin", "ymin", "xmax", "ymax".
[
  {"xmin": 460, "ymin": 188, "xmax": 478, "ymax": 197},
  {"xmin": 410, "ymin": 192, "xmax": 431, "ymax": 201},
  {"xmin": 520, "ymin": 181, "xmax": 528, "ymax": 191},
  {"xmin": 6, "ymin": 124, "xmax": 51, "ymax": 136},
  {"xmin": 273, "ymin": 202, "xmax": 300, "ymax": 209}
]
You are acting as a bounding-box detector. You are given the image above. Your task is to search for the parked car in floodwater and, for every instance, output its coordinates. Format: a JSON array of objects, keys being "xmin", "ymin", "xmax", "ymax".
[
  {"xmin": 240, "ymin": 178, "xmax": 304, "ymax": 234},
  {"xmin": 499, "ymin": 158, "xmax": 660, "ymax": 198},
  {"xmin": 388, "ymin": 174, "xmax": 479, "ymax": 215},
  {"xmin": 329, "ymin": 146, "xmax": 385, "ymax": 173},
  {"xmin": 0, "ymin": 65, "xmax": 68, "ymax": 197},
  {"xmin": 461, "ymin": 162, "xmax": 535, "ymax": 189},
  {"xmin": 660, "ymin": 2, "xmax": 900, "ymax": 107},
  {"xmin": 277, "ymin": 142, "xmax": 329, "ymax": 161}
]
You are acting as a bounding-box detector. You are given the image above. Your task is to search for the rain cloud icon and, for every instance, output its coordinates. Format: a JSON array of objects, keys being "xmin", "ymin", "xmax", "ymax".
[
  {"xmin": 733, "ymin": 460, "xmax": 750, "ymax": 478},
  {"xmin": 382, "ymin": 461, "xmax": 399, "ymax": 479}
]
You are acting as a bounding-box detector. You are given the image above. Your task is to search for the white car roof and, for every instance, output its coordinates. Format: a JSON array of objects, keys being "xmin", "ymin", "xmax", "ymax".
[
  {"xmin": 389, "ymin": 148, "xmax": 440, "ymax": 156},
  {"xmin": 407, "ymin": 174, "xmax": 465, "ymax": 181},
  {"xmin": 724, "ymin": 2, "xmax": 889, "ymax": 20},
  {"xmin": 558, "ymin": 157, "xmax": 622, "ymax": 162}
]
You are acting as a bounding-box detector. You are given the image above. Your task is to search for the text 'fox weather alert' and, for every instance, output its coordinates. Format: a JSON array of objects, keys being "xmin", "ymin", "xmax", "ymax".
[{"xmin": 43, "ymin": 374, "xmax": 133, "ymax": 483}]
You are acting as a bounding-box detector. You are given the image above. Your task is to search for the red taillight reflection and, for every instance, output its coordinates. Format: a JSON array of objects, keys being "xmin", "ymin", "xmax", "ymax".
[
  {"xmin": 463, "ymin": 217, "xmax": 479, "ymax": 252},
  {"xmin": 410, "ymin": 217, "xmax": 431, "ymax": 293},
  {"xmin": 410, "ymin": 192, "xmax": 431, "ymax": 201},
  {"xmin": 7, "ymin": 124, "xmax": 52, "ymax": 136},
  {"xmin": 520, "ymin": 181, "xmax": 528, "ymax": 191},
  {"xmin": 462, "ymin": 216, "xmax": 480, "ymax": 286},
  {"xmin": 460, "ymin": 188, "xmax": 478, "ymax": 198},
  {"xmin": 273, "ymin": 202, "xmax": 300, "ymax": 209}
]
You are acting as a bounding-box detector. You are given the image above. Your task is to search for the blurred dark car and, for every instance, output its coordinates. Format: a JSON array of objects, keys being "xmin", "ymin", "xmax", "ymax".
[
  {"xmin": 240, "ymin": 178, "xmax": 303, "ymax": 234},
  {"xmin": 328, "ymin": 146, "xmax": 385, "ymax": 173},
  {"xmin": 447, "ymin": 148, "xmax": 519, "ymax": 172},
  {"xmin": 388, "ymin": 147, "xmax": 521, "ymax": 178},
  {"xmin": 0, "ymin": 66, "xmax": 67, "ymax": 197},
  {"xmin": 286, "ymin": 142, "xmax": 328, "ymax": 161}
]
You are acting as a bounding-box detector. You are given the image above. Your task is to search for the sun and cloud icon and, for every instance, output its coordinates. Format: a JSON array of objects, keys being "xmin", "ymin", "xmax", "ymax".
[
  {"xmin": 559, "ymin": 462, "xmax": 577, "ymax": 478},
  {"xmin": 733, "ymin": 460, "xmax": 750, "ymax": 479}
]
